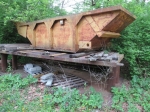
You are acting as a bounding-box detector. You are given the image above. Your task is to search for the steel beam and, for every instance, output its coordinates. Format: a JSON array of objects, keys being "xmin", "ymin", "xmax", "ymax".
[
  {"xmin": 107, "ymin": 66, "xmax": 120, "ymax": 91},
  {"xmin": 1, "ymin": 53, "xmax": 8, "ymax": 72},
  {"xmin": 12, "ymin": 55, "xmax": 18, "ymax": 70}
]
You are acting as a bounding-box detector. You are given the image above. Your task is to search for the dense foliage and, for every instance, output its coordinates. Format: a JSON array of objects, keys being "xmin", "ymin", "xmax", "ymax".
[
  {"xmin": 74, "ymin": 0, "xmax": 150, "ymax": 76},
  {"xmin": 109, "ymin": 0, "xmax": 150, "ymax": 76},
  {"xmin": 0, "ymin": 74, "xmax": 103, "ymax": 112},
  {"xmin": 112, "ymin": 75, "xmax": 150, "ymax": 111},
  {"xmin": 0, "ymin": 0, "xmax": 67, "ymax": 44}
]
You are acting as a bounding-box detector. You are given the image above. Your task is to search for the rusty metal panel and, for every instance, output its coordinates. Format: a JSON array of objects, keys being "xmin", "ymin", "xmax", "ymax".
[
  {"xmin": 78, "ymin": 17, "xmax": 96, "ymax": 41},
  {"xmin": 35, "ymin": 23, "xmax": 48, "ymax": 48},
  {"xmin": 16, "ymin": 5, "xmax": 136, "ymax": 53},
  {"xmin": 52, "ymin": 19, "xmax": 74, "ymax": 51}
]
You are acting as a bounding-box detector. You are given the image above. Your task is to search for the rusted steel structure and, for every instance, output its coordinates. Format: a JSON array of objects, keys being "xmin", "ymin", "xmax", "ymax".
[
  {"xmin": 0, "ymin": 6, "xmax": 136, "ymax": 90},
  {"xmin": 0, "ymin": 44, "xmax": 124, "ymax": 90},
  {"xmin": 16, "ymin": 6, "xmax": 135, "ymax": 53}
]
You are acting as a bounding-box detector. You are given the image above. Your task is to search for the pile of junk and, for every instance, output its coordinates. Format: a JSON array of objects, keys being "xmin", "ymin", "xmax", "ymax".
[{"xmin": 24, "ymin": 63, "xmax": 54, "ymax": 86}]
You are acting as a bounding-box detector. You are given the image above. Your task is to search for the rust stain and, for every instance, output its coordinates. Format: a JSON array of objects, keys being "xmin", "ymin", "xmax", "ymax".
[
  {"xmin": 103, "ymin": 12, "xmax": 134, "ymax": 32},
  {"xmin": 16, "ymin": 6, "xmax": 135, "ymax": 52},
  {"xmin": 92, "ymin": 12, "xmax": 118, "ymax": 31},
  {"xmin": 78, "ymin": 18, "xmax": 96, "ymax": 41},
  {"xmin": 27, "ymin": 26, "xmax": 33, "ymax": 44},
  {"xmin": 35, "ymin": 23, "xmax": 47, "ymax": 48},
  {"xmin": 53, "ymin": 20, "xmax": 72, "ymax": 50}
]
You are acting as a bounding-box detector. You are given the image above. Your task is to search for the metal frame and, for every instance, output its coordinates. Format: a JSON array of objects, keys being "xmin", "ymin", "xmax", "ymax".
[{"xmin": 0, "ymin": 44, "xmax": 123, "ymax": 90}]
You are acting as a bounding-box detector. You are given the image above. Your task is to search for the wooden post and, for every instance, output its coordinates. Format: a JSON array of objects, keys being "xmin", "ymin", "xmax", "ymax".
[
  {"xmin": 1, "ymin": 53, "xmax": 8, "ymax": 72},
  {"xmin": 12, "ymin": 55, "xmax": 18, "ymax": 70},
  {"xmin": 107, "ymin": 66, "xmax": 120, "ymax": 91}
]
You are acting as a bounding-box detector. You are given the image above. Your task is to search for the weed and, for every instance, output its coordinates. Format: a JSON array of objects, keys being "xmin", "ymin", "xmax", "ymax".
[
  {"xmin": 6, "ymin": 62, "xmax": 12, "ymax": 73},
  {"xmin": 111, "ymin": 75, "xmax": 150, "ymax": 112},
  {"xmin": 0, "ymin": 74, "xmax": 103, "ymax": 112}
]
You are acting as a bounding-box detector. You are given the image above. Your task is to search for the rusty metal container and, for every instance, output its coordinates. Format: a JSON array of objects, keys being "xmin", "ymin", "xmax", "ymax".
[{"xmin": 16, "ymin": 5, "xmax": 135, "ymax": 53}]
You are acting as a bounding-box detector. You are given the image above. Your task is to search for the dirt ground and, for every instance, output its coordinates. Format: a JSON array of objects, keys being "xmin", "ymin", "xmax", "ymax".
[{"xmin": 0, "ymin": 62, "xmax": 129, "ymax": 107}]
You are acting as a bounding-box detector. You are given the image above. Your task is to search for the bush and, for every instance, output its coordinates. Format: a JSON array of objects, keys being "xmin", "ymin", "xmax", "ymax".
[
  {"xmin": 111, "ymin": 75, "xmax": 150, "ymax": 112},
  {"xmin": 110, "ymin": 1, "xmax": 150, "ymax": 76}
]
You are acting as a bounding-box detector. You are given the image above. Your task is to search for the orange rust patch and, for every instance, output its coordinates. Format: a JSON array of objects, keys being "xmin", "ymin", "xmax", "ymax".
[
  {"xmin": 27, "ymin": 26, "xmax": 33, "ymax": 44},
  {"xmin": 35, "ymin": 23, "xmax": 47, "ymax": 48},
  {"xmin": 78, "ymin": 18, "xmax": 96, "ymax": 41},
  {"xmin": 52, "ymin": 20, "xmax": 73, "ymax": 51}
]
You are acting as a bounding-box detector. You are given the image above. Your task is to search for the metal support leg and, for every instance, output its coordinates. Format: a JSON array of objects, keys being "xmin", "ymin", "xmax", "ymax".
[
  {"xmin": 12, "ymin": 55, "xmax": 18, "ymax": 70},
  {"xmin": 107, "ymin": 66, "xmax": 120, "ymax": 91},
  {"xmin": 1, "ymin": 54, "xmax": 8, "ymax": 72}
]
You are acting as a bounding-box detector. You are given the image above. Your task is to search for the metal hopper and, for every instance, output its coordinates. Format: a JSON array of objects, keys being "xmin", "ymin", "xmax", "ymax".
[{"xmin": 16, "ymin": 5, "xmax": 136, "ymax": 53}]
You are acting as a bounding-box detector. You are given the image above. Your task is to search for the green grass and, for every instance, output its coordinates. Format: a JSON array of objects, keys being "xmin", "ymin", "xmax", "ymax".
[
  {"xmin": 1, "ymin": 73, "xmax": 150, "ymax": 112},
  {"xmin": 0, "ymin": 74, "xmax": 103, "ymax": 112},
  {"xmin": 111, "ymin": 75, "xmax": 150, "ymax": 112}
]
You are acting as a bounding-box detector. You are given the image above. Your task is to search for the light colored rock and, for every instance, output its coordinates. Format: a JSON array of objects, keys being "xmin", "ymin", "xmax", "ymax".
[
  {"xmin": 40, "ymin": 79, "xmax": 48, "ymax": 83},
  {"xmin": 24, "ymin": 63, "xmax": 42, "ymax": 74},
  {"xmin": 24, "ymin": 63, "xmax": 33, "ymax": 72},
  {"xmin": 45, "ymin": 78, "xmax": 53, "ymax": 86},
  {"xmin": 28, "ymin": 66, "xmax": 42, "ymax": 75},
  {"xmin": 40, "ymin": 73, "xmax": 54, "ymax": 80}
]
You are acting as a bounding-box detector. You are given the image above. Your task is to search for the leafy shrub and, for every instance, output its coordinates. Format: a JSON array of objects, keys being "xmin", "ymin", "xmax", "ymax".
[
  {"xmin": 111, "ymin": 75, "xmax": 150, "ymax": 112},
  {"xmin": 0, "ymin": 74, "xmax": 103, "ymax": 112},
  {"xmin": 110, "ymin": 1, "xmax": 150, "ymax": 76},
  {"xmin": 51, "ymin": 87, "xmax": 103, "ymax": 111},
  {"xmin": 0, "ymin": 74, "xmax": 37, "ymax": 91}
]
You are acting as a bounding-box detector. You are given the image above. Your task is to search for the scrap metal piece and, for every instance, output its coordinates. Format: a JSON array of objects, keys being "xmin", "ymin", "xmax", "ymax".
[
  {"xmin": 89, "ymin": 57, "xmax": 97, "ymax": 62},
  {"xmin": 70, "ymin": 52, "xmax": 95, "ymax": 58}
]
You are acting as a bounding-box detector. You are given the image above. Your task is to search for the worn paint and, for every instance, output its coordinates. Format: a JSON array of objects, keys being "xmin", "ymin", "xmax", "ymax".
[
  {"xmin": 53, "ymin": 20, "xmax": 73, "ymax": 51},
  {"xmin": 16, "ymin": 6, "xmax": 136, "ymax": 52},
  {"xmin": 35, "ymin": 23, "xmax": 47, "ymax": 48}
]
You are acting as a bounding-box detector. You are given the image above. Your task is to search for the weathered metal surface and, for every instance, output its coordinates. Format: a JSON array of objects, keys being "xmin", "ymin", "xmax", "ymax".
[
  {"xmin": 16, "ymin": 6, "xmax": 136, "ymax": 52},
  {"xmin": 0, "ymin": 45, "xmax": 124, "ymax": 68},
  {"xmin": 107, "ymin": 66, "xmax": 120, "ymax": 91},
  {"xmin": 0, "ymin": 47, "xmax": 122, "ymax": 90},
  {"xmin": 1, "ymin": 54, "xmax": 8, "ymax": 72},
  {"xmin": 12, "ymin": 55, "xmax": 18, "ymax": 70}
]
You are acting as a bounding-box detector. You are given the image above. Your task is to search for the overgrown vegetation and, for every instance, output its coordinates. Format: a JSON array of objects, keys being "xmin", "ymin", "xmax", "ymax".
[
  {"xmin": 1, "ymin": 73, "xmax": 149, "ymax": 111},
  {"xmin": 110, "ymin": 0, "xmax": 150, "ymax": 76},
  {"xmin": 72, "ymin": 0, "xmax": 150, "ymax": 77},
  {"xmin": 111, "ymin": 75, "xmax": 150, "ymax": 112},
  {"xmin": 0, "ymin": 74, "xmax": 103, "ymax": 112},
  {"xmin": 0, "ymin": 74, "xmax": 37, "ymax": 91},
  {"xmin": 0, "ymin": 0, "xmax": 67, "ymax": 44}
]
